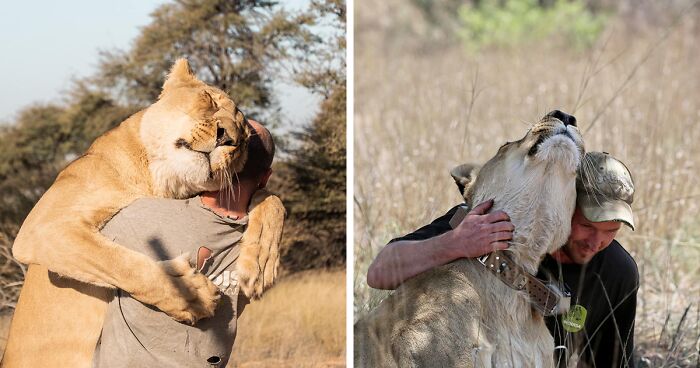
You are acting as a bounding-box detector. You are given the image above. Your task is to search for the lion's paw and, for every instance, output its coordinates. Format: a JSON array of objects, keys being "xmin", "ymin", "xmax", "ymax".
[
  {"xmin": 236, "ymin": 253, "xmax": 262, "ymax": 299},
  {"xmin": 235, "ymin": 190, "xmax": 285, "ymax": 300},
  {"xmin": 149, "ymin": 255, "xmax": 221, "ymax": 324}
]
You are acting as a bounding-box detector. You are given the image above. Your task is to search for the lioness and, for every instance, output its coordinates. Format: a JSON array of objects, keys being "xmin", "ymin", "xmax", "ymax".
[
  {"xmin": 355, "ymin": 112, "xmax": 584, "ymax": 367},
  {"xmin": 3, "ymin": 59, "xmax": 284, "ymax": 367}
]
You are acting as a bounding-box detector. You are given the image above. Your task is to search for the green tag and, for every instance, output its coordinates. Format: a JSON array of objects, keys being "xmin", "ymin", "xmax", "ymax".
[{"xmin": 562, "ymin": 305, "xmax": 587, "ymax": 333}]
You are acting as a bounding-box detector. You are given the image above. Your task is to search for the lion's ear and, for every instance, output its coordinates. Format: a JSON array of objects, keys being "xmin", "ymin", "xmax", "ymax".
[
  {"xmin": 160, "ymin": 58, "xmax": 200, "ymax": 98},
  {"xmin": 450, "ymin": 163, "xmax": 479, "ymax": 198}
]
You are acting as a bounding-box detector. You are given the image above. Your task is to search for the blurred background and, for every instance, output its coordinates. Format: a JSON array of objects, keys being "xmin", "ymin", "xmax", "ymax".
[
  {"xmin": 0, "ymin": 1, "xmax": 346, "ymax": 366},
  {"xmin": 354, "ymin": 0, "xmax": 699, "ymax": 366}
]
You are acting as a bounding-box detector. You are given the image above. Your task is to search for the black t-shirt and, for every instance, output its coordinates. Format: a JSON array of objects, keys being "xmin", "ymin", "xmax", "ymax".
[{"xmin": 388, "ymin": 205, "xmax": 639, "ymax": 368}]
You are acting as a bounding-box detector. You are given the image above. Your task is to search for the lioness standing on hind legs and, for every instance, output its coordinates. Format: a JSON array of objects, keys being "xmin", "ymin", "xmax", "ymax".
[
  {"xmin": 363, "ymin": 114, "xmax": 637, "ymax": 367},
  {"xmin": 91, "ymin": 119, "xmax": 281, "ymax": 367},
  {"xmin": 3, "ymin": 59, "xmax": 284, "ymax": 367}
]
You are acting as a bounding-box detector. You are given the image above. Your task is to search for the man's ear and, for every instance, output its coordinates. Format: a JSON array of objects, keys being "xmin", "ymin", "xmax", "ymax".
[
  {"xmin": 450, "ymin": 163, "xmax": 479, "ymax": 197},
  {"xmin": 258, "ymin": 168, "xmax": 273, "ymax": 189}
]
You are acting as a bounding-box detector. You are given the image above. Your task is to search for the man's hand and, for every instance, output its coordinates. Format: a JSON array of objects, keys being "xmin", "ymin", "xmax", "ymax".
[
  {"xmin": 366, "ymin": 200, "xmax": 514, "ymax": 290},
  {"xmin": 446, "ymin": 199, "xmax": 513, "ymax": 258}
]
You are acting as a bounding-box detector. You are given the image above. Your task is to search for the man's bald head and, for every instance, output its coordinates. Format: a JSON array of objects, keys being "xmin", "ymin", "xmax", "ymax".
[{"xmin": 239, "ymin": 119, "xmax": 275, "ymax": 183}]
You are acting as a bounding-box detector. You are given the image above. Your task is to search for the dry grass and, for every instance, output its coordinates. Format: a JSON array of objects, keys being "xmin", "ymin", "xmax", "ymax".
[
  {"xmin": 354, "ymin": 1, "xmax": 700, "ymax": 366},
  {"xmin": 0, "ymin": 270, "xmax": 345, "ymax": 366},
  {"xmin": 230, "ymin": 270, "xmax": 345, "ymax": 368}
]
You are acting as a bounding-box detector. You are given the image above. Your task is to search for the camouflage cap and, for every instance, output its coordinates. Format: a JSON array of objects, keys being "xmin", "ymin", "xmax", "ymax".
[{"xmin": 576, "ymin": 152, "xmax": 635, "ymax": 230}]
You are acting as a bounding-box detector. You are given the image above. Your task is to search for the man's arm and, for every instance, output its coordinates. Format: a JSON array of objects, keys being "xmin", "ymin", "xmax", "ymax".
[{"xmin": 367, "ymin": 199, "xmax": 514, "ymax": 290}]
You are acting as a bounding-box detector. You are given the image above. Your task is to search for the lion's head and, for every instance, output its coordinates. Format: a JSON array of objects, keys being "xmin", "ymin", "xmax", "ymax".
[
  {"xmin": 452, "ymin": 110, "xmax": 585, "ymax": 261},
  {"xmin": 139, "ymin": 59, "xmax": 251, "ymax": 198}
]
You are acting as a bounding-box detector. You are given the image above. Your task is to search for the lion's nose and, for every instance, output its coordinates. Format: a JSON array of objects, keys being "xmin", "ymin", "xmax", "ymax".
[{"xmin": 547, "ymin": 110, "xmax": 577, "ymax": 127}]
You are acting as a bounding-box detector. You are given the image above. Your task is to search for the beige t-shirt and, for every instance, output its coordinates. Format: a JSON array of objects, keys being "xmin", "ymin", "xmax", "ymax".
[{"xmin": 92, "ymin": 196, "xmax": 248, "ymax": 368}]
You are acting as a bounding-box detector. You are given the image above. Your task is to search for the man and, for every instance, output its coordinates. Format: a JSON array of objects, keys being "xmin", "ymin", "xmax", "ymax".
[
  {"xmin": 367, "ymin": 152, "xmax": 638, "ymax": 368},
  {"xmin": 92, "ymin": 120, "xmax": 276, "ymax": 367}
]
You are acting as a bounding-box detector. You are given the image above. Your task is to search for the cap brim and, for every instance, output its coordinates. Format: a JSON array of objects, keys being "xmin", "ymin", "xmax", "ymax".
[{"xmin": 577, "ymin": 194, "xmax": 635, "ymax": 231}]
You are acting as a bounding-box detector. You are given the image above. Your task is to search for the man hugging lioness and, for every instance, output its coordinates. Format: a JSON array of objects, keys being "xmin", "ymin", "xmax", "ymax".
[{"xmin": 93, "ymin": 120, "xmax": 276, "ymax": 368}]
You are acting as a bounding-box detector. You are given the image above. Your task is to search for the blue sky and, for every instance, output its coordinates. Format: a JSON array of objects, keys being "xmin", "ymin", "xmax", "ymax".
[{"xmin": 0, "ymin": 0, "xmax": 319, "ymax": 127}]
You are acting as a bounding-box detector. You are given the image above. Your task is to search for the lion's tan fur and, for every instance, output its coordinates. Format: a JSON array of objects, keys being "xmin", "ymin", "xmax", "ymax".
[
  {"xmin": 2, "ymin": 59, "xmax": 285, "ymax": 367},
  {"xmin": 355, "ymin": 116, "xmax": 584, "ymax": 367}
]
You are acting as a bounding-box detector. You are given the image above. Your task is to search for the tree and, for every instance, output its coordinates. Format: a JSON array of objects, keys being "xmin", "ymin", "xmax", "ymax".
[
  {"xmin": 277, "ymin": 0, "xmax": 346, "ymax": 271},
  {"xmin": 0, "ymin": 105, "xmax": 68, "ymax": 237},
  {"xmin": 0, "ymin": 88, "xmax": 131, "ymax": 238},
  {"xmin": 278, "ymin": 83, "xmax": 346, "ymax": 271},
  {"xmin": 293, "ymin": 0, "xmax": 346, "ymax": 98},
  {"xmin": 96, "ymin": 0, "xmax": 315, "ymax": 122}
]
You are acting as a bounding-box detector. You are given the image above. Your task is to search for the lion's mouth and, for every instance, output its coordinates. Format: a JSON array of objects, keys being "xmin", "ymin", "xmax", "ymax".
[
  {"xmin": 528, "ymin": 129, "xmax": 576, "ymax": 156},
  {"xmin": 174, "ymin": 138, "xmax": 219, "ymax": 176}
]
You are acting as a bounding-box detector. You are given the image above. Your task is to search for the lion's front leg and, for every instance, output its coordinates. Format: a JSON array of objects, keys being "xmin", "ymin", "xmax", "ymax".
[
  {"xmin": 14, "ymin": 222, "xmax": 221, "ymax": 324},
  {"xmin": 12, "ymin": 179, "xmax": 222, "ymax": 324},
  {"xmin": 235, "ymin": 189, "xmax": 285, "ymax": 299}
]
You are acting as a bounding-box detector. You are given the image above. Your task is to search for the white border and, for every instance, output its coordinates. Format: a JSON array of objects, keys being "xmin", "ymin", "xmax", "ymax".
[{"xmin": 345, "ymin": 0, "xmax": 355, "ymax": 365}]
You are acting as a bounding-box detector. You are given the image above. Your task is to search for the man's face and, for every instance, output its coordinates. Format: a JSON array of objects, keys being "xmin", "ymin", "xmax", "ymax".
[{"xmin": 562, "ymin": 207, "xmax": 622, "ymax": 264}]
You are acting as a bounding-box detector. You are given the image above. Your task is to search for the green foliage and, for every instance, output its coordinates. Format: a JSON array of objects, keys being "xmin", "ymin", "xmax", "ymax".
[
  {"xmin": 272, "ymin": 0, "xmax": 346, "ymax": 272},
  {"xmin": 0, "ymin": 91, "xmax": 133, "ymax": 238},
  {"xmin": 281, "ymin": 0, "xmax": 346, "ymax": 271},
  {"xmin": 0, "ymin": 105, "xmax": 67, "ymax": 237},
  {"xmin": 457, "ymin": 0, "xmax": 607, "ymax": 50},
  {"xmin": 293, "ymin": 0, "xmax": 346, "ymax": 98},
  {"xmin": 97, "ymin": 0, "xmax": 316, "ymax": 122},
  {"xmin": 276, "ymin": 83, "xmax": 346, "ymax": 272},
  {"xmin": 62, "ymin": 86, "xmax": 138, "ymax": 154}
]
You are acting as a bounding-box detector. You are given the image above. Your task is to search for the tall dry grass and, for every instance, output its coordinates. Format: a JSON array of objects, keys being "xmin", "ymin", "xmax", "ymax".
[
  {"xmin": 354, "ymin": 1, "xmax": 700, "ymax": 366},
  {"xmin": 230, "ymin": 270, "xmax": 345, "ymax": 368},
  {"xmin": 0, "ymin": 271, "xmax": 344, "ymax": 366}
]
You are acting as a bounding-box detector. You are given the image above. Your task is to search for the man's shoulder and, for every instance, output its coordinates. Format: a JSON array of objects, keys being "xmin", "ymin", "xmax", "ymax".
[
  {"xmin": 388, "ymin": 204, "xmax": 463, "ymax": 244},
  {"xmin": 101, "ymin": 196, "xmax": 202, "ymax": 237},
  {"xmin": 110, "ymin": 196, "xmax": 200, "ymax": 221},
  {"xmin": 600, "ymin": 240, "xmax": 639, "ymax": 287},
  {"xmin": 605, "ymin": 240, "xmax": 638, "ymax": 272},
  {"xmin": 432, "ymin": 204, "xmax": 464, "ymax": 225},
  {"xmin": 126, "ymin": 196, "xmax": 195, "ymax": 211}
]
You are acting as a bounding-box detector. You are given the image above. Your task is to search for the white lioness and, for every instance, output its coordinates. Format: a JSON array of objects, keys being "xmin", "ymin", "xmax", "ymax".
[
  {"xmin": 355, "ymin": 113, "xmax": 584, "ymax": 367},
  {"xmin": 3, "ymin": 59, "xmax": 284, "ymax": 367}
]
